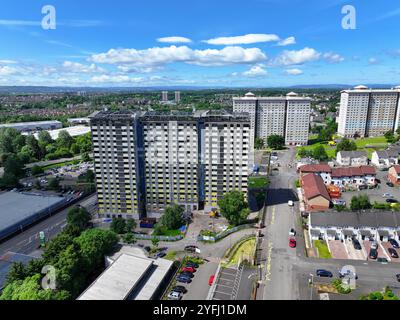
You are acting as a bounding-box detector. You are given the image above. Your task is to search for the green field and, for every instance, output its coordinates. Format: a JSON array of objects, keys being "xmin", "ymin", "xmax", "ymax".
[
  {"xmin": 297, "ymin": 142, "xmax": 337, "ymax": 159},
  {"xmin": 248, "ymin": 176, "xmax": 270, "ymax": 189},
  {"xmin": 313, "ymin": 240, "xmax": 332, "ymax": 259}
]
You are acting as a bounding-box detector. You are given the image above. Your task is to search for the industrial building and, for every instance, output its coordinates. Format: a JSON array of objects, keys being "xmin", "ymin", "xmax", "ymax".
[
  {"xmin": 0, "ymin": 120, "xmax": 62, "ymax": 132},
  {"xmin": 337, "ymin": 85, "xmax": 400, "ymax": 138},
  {"xmin": 77, "ymin": 247, "xmax": 174, "ymax": 300},
  {"xmin": 90, "ymin": 110, "xmax": 251, "ymax": 219},
  {"xmin": 26, "ymin": 125, "xmax": 91, "ymax": 140},
  {"xmin": 0, "ymin": 191, "xmax": 67, "ymax": 241}
]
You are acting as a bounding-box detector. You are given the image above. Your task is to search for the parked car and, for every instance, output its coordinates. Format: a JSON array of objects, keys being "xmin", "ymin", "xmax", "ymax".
[
  {"xmin": 176, "ymin": 275, "xmax": 192, "ymax": 283},
  {"xmin": 371, "ymin": 241, "xmax": 378, "ymax": 250},
  {"xmin": 180, "ymin": 272, "xmax": 194, "ymax": 278},
  {"xmin": 339, "ymin": 268, "xmax": 358, "ymax": 279},
  {"xmin": 386, "ymin": 198, "xmax": 398, "ymax": 203},
  {"xmin": 208, "ymin": 275, "xmax": 215, "ymax": 286},
  {"xmin": 316, "ymin": 269, "xmax": 333, "ymax": 277},
  {"xmin": 377, "ymin": 257, "xmax": 388, "ymax": 263},
  {"xmin": 289, "ymin": 237, "xmax": 296, "ymax": 248},
  {"xmin": 389, "ymin": 239, "xmax": 400, "ymax": 249},
  {"xmin": 167, "ymin": 291, "xmax": 182, "ymax": 300},
  {"xmin": 359, "ymin": 185, "xmax": 368, "ymax": 190},
  {"xmin": 383, "ymin": 193, "xmax": 393, "ymax": 198},
  {"xmin": 156, "ymin": 251, "xmax": 166, "ymax": 258},
  {"xmin": 181, "ymin": 267, "xmax": 196, "ymax": 273},
  {"xmin": 288, "ymin": 200, "xmax": 294, "ymax": 206},
  {"xmin": 184, "ymin": 245, "xmax": 198, "ymax": 252},
  {"xmin": 172, "ymin": 286, "xmax": 187, "ymax": 294},
  {"xmin": 386, "ymin": 182, "xmax": 395, "ymax": 187},
  {"xmin": 144, "ymin": 246, "xmax": 151, "ymax": 252},
  {"xmin": 369, "ymin": 249, "xmax": 378, "ymax": 260},
  {"xmin": 352, "ymin": 238, "xmax": 362, "ymax": 250},
  {"xmin": 388, "ymin": 248, "xmax": 399, "ymax": 258},
  {"xmin": 185, "ymin": 262, "xmax": 199, "ymax": 269},
  {"xmin": 332, "ymin": 199, "xmax": 346, "ymax": 206},
  {"xmin": 289, "ymin": 228, "xmax": 296, "ymax": 236},
  {"xmin": 396, "ymin": 274, "xmax": 400, "ymax": 282}
]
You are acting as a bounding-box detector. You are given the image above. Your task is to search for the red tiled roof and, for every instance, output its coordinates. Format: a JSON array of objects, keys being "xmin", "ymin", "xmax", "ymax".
[
  {"xmin": 392, "ymin": 165, "xmax": 400, "ymax": 174},
  {"xmin": 302, "ymin": 173, "xmax": 331, "ymax": 201},
  {"xmin": 331, "ymin": 166, "xmax": 376, "ymax": 177},
  {"xmin": 299, "ymin": 164, "xmax": 332, "ymax": 173}
]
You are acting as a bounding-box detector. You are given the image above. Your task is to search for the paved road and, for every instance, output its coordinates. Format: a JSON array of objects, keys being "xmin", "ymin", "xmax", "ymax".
[{"xmin": 0, "ymin": 194, "xmax": 98, "ymax": 257}]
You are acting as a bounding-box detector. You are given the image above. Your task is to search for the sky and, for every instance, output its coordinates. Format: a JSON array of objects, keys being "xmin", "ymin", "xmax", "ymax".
[{"xmin": 0, "ymin": 0, "xmax": 399, "ymax": 87}]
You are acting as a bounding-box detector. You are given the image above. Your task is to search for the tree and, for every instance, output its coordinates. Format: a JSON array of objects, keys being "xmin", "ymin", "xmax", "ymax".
[
  {"xmin": 384, "ymin": 130, "xmax": 396, "ymax": 144},
  {"xmin": 254, "ymin": 137, "xmax": 265, "ymax": 150},
  {"xmin": 25, "ymin": 135, "xmax": 42, "ymax": 160},
  {"xmin": 350, "ymin": 195, "xmax": 371, "ymax": 211},
  {"xmin": 48, "ymin": 177, "xmax": 61, "ymax": 191},
  {"xmin": 75, "ymin": 133, "xmax": 92, "ymax": 154},
  {"xmin": 5, "ymin": 262, "xmax": 28, "ymax": 286},
  {"xmin": 31, "ymin": 165, "xmax": 44, "ymax": 176},
  {"xmin": 151, "ymin": 237, "xmax": 159, "ymax": 248},
  {"xmin": 159, "ymin": 205, "xmax": 184, "ymax": 230},
  {"xmin": 336, "ymin": 138, "xmax": 357, "ymax": 152},
  {"xmin": 67, "ymin": 207, "xmax": 91, "ymax": 231},
  {"xmin": 267, "ymin": 135, "xmax": 285, "ymax": 150},
  {"xmin": 38, "ymin": 130, "xmax": 53, "ymax": 146},
  {"xmin": 298, "ymin": 147, "xmax": 312, "ymax": 158},
  {"xmin": 312, "ymin": 145, "xmax": 329, "ymax": 161},
  {"xmin": 123, "ymin": 232, "xmax": 136, "ymax": 244},
  {"xmin": 110, "ymin": 218, "xmax": 127, "ymax": 234},
  {"xmin": 218, "ymin": 190, "xmax": 250, "ymax": 226},
  {"xmin": 57, "ymin": 130, "xmax": 74, "ymax": 149},
  {"xmin": 125, "ymin": 219, "xmax": 137, "ymax": 232}
]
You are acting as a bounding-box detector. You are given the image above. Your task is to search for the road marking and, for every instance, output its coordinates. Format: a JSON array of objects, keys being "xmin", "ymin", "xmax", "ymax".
[
  {"xmin": 265, "ymin": 241, "xmax": 273, "ymax": 282},
  {"xmin": 271, "ymin": 206, "xmax": 276, "ymax": 225}
]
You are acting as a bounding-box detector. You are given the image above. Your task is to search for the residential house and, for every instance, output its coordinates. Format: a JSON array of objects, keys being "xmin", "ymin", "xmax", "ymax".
[
  {"xmin": 309, "ymin": 211, "xmax": 400, "ymax": 242},
  {"xmin": 388, "ymin": 165, "xmax": 400, "ymax": 185},
  {"xmin": 371, "ymin": 150, "xmax": 399, "ymax": 169},
  {"xmin": 301, "ymin": 173, "xmax": 331, "ymax": 212},
  {"xmin": 336, "ymin": 151, "xmax": 368, "ymax": 166},
  {"xmin": 330, "ymin": 166, "xmax": 376, "ymax": 188},
  {"xmin": 298, "ymin": 164, "xmax": 332, "ymax": 185}
]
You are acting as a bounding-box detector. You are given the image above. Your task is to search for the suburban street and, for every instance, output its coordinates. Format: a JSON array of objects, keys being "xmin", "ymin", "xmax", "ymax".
[{"xmin": 0, "ymin": 194, "xmax": 98, "ymax": 257}]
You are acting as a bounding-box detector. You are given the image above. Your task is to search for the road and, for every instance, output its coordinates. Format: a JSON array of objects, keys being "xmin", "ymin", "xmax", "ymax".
[{"xmin": 0, "ymin": 194, "xmax": 98, "ymax": 257}]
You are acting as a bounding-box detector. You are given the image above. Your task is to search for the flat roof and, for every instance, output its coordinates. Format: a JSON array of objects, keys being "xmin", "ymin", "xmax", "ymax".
[
  {"xmin": 0, "ymin": 120, "xmax": 61, "ymax": 128},
  {"xmin": 77, "ymin": 252, "xmax": 173, "ymax": 300},
  {"xmin": 0, "ymin": 191, "xmax": 65, "ymax": 232},
  {"xmin": 22, "ymin": 125, "xmax": 91, "ymax": 140}
]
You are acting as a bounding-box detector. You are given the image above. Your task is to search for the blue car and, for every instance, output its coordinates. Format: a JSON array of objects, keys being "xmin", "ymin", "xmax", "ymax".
[
  {"xmin": 176, "ymin": 275, "xmax": 192, "ymax": 283},
  {"xmin": 316, "ymin": 269, "xmax": 333, "ymax": 277},
  {"xmin": 389, "ymin": 239, "xmax": 399, "ymax": 249}
]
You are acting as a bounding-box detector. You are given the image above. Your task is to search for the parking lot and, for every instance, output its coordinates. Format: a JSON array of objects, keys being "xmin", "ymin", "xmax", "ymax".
[{"xmin": 209, "ymin": 266, "xmax": 241, "ymax": 300}]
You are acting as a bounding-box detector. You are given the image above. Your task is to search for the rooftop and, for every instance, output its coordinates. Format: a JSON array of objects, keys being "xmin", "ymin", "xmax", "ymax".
[
  {"xmin": 299, "ymin": 164, "xmax": 332, "ymax": 173},
  {"xmin": 0, "ymin": 191, "xmax": 65, "ymax": 233},
  {"xmin": 331, "ymin": 166, "xmax": 376, "ymax": 177},
  {"xmin": 337, "ymin": 150, "xmax": 368, "ymax": 158},
  {"xmin": 23, "ymin": 125, "xmax": 91, "ymax": 140},
  {"xmin": 302, "ymin": 173, "xmax": 331, "ymax": 201}
]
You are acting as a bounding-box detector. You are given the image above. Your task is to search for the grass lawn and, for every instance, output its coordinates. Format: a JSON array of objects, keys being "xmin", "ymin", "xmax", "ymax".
[
  {"xmin": 248, "ymin": 176, "xmax": 270, "ymax": 189},
  {"xmin": 164, "ymin": 251, "xmax": 178, "ymax": 261},
  {"xmin": 160, "ymin": 229, "xmax": 182, "ymax": 237},
  {"xmin": 313, "ymin": 240, "xmax": 332, "ymax": 259},
  {"xmin": 354, "ymin": 136, "xmax": 387, "ymax": 148},
  {"xmin": 297, "ymin": 142, "xmax": 337, "ymax": 159},
  {"xmin": 228, "ymin": 238, "xmax": 256, "ymax": 265},
  {"xmin": 42, "ymin": 160, "xmax": 78, "ymax": 170}
]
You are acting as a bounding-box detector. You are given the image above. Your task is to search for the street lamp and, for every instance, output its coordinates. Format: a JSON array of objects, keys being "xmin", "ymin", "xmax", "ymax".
[{"xmin": 309, "ymin": 273, "xmax": 314, "ymax": 300}]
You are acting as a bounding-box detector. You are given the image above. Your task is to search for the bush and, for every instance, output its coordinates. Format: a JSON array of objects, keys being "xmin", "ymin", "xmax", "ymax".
[{"xmin": 31, "ymin": 165, "xmax": 44, "ymax": 176}]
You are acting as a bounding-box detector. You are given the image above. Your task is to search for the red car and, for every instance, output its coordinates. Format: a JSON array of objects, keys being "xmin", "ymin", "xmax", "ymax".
[
  {"xmin": 181, "ymin": 267, "xmax": 196, "ymax": 273},
  {"xmin": 208, "ymin": 275, "xmax": 215, "ymax": 286},
  {"xmin": 289, "ymin": 237, "xmax": 296, "ymax": 248}
]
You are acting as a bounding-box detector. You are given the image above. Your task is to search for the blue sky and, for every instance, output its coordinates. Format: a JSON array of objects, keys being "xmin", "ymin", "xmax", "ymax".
[{"xmin": 0, "ymin": 0, "xmax": 399, "ymax": 87}]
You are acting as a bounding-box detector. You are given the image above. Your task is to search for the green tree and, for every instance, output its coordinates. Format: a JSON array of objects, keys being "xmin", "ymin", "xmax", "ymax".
[
  {"xmin": 336, "ymin": 138, "xmax": 357, "ymax": 152},
  {"xmin": 350, "ymin": 195, "xmax": 371, "ymax": 211},
  {"xmin": 47, "ymin": 177, "xmax": 61, "ymax": 191},
  {"xmin": 75, "ymin": 133, "xmax": 92, "ymax": 154},
  {"xmin": 125, "ymin": 219, "xmax": 137, "ymax": 232},
  {"xmin": 384, "ymin": 130, "xmax": 396, "ymax": 143},
  {"xmin": 218, "ymin": 190, "xmax": 250, "ymax": 226},
  {"xmin": 159, "ymin": 205, "xmax": 184, "ymax": 230},
  {"xmin": 31, "ymin": 165, "xmax": 44, "ymax": 176},
  {"xmin": 151, "ymin": 237, "xmax": 160, "ymax": 248},
  {"xmin": 57, "ymin": 130, "xmax": 74, "ymax": 149},
  {"xmin": 254, "ymin": 137, "xmax": 265, "ymax": 150},
  {"xmin": 298, "ymin": 147, "xmax": 312, "ymax": 158},
  {"xmin": 267, "ymin": 135, "xmax": 285, "ymax": 150},
  {"xmin": 5, "ymin": 262, "xmax": 28, "ymax": 286},
  {"xmin": 110, "ymin": 218, "xmax": 127, "ymax": 234},
  {"xmin": 38, "ymin": 130, "xmax": 53, "ymax": 146},
  {"xmin": 43, "ymin": 232, "xmax": 75, "ymax": 264},
  {"xmin": 25, "ymin": 135, "xmax": 42, "ymax": 160},
  {"xmin": 312, "ymin": 145, "xmax": 329, "ymax": 161},
  {"xmin": 67, "ymin": 207, "xmax": 91, "ymax": 231}
]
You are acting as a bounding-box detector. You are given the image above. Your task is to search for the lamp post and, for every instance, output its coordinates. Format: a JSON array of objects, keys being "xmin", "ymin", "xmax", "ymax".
[{"xmin": 309, "ymin": 273, "xmax": 314, "ymax": 300}]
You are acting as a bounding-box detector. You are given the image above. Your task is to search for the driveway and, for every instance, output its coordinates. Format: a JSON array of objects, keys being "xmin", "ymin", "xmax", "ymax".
[
  {"xmin": 328, "ymin": 240, "xmax": 348, "ymax": 259},
  {"xmin": 381, "ymin": 242, "xmax": 400, "ymax": 263},
  {"xmin": 344, "ymin": 239, "xmax": 367, "ymax": 260},
  {"xmin": 364, "ymin": 241, "xmax": 389, "ymax": 260}
]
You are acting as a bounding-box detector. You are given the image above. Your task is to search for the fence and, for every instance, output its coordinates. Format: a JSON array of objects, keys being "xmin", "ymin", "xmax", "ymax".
[
  {"xmin": 133, "ymin": 233, "xmax": 184, "ymax": 242},
  {"xmin": 197, "ymin": 224, "xmax": 257, "ymax": 242}
]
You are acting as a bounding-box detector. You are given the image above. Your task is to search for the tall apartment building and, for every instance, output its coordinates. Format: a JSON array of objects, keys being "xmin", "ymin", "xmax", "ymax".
[
  {"xmin": 338, "ymin": 85, "xmax": 400, "ymax": 138},
  {"xmin": 90, "ymin": 110, "xmax": 251, "ymax": 219},
  {"xmin": 90, "ymin": 111, "xmax": 145, "ymax": 219},
  {"xmin": 233, "ymin": 92, "xmax": 311, "ymax": 146},
  {"xmin": 174, "ymin": 91, "xmax": 181, "ymax": 103},
  {"xmin": 161, "ymin": 91, "xmax": 168, "ymax": 102}
]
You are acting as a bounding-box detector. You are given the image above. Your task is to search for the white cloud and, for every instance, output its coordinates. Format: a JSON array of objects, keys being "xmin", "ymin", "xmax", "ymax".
[
  {"xmin": 0, "ymin": 66, "xmax": 17, "ymax": 76},
  {"xmin": 323, "ymin": 52, "xmax": 344, "ymax": 63},
  {"xmin": 90, "ymin": 45, "xmax": 267, "ymax": 67},
  {"xmin": 203, "ymin": 33, "xmax": 280, "ymax": 45},
  {"xmin": 272, "ymin": 47, "xmax": 321, "ymax": 66},
  {"xmin": 285, "ymin": 68, "xmax": 303, "ymax": 75},
  {"xmin": 157, "ymin": 36, "xmax": 192, "ymax": 43},
  {"xmin": 89, "ymin": 75, "xmax": 143, "ymax": 84},
  {"xmin": 243, "ymin": 64, "xmax": 268, "ymax": 77},
  {"xmin": 368, "ymin": 57, "xmax": 380, "ymax": 65},
  {"xmin": 0, "ymin": 59, "xmax": 17, "ymax": 64},
  {"xmin": 277, "ymin": 36, "xmax": 296, "ymax": 46},
  {"xmin": 63, "ymin": 61, "xmax": 104, "ymax": 73}
]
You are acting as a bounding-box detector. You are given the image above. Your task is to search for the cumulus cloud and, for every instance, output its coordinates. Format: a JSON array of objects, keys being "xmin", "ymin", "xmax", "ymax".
[
  {"xmin": 368, "ymin": 57, "xmax": 380, "ymax": 65},
  {"xmin": 285, "ymin": 68, "xmax": 303, "ymax": 75},
  {"xmin": 203, "ymin": 33, "xmax": 280, "ymax": 45},
  {"xmin": 0, "ymin": 66, "xmax": 17, "ymax": 76},
  {"xmin": 323, "ymin": 52, "xmax": 344, "ymax": 63},
  {"xmin": 242, "ymin": 64, "xmax": 268, "ymax": 77},
  {"xmin": 63, "ymin": 61, "xmax": 105, "ymax": 73},
  {"xmin": 277, "ymin": 36, "xmax": 296, "ymax": 46},
  {"xmin": 272, "ymin": 47, "xmax": 321, "ymax": 66},
  {"xmin": 89, "ymin": 75, "xmax": 144, "ymax": 84},
  {"xmin": 157, "ymin": 36, "xmax": 192, "ymax": 43},
  {"xmin": 90, "ymin": 45, "xmax": 267, "ymax": 67}
]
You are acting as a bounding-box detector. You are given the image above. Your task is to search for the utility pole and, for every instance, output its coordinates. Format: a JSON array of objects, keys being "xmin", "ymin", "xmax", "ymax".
[{"xmin": 309, "ymin": 274, "xmax": 314, "ymax": 300}]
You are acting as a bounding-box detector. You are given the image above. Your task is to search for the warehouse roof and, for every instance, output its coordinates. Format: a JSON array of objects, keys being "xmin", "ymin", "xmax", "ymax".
[
  {"xmin": 0, "ymin": 191, "xmax": 65, "ymax": 232},
  {"xmin": 22, "ymin": 125, "xmax": 91, "ymax": 140}
]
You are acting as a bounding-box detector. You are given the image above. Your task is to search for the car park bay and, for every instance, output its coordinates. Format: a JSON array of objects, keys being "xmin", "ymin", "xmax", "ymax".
[
  {"xmin": 381, "ymin": 242, "xmax": 400, "ymax": 262},
  {"xmin": 327, "ymin": 240, "xmax": 348, "ymax": 259},
  {"xmin": 344, "ymin": 239, "xmax": 367, "ymax": 260}
]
